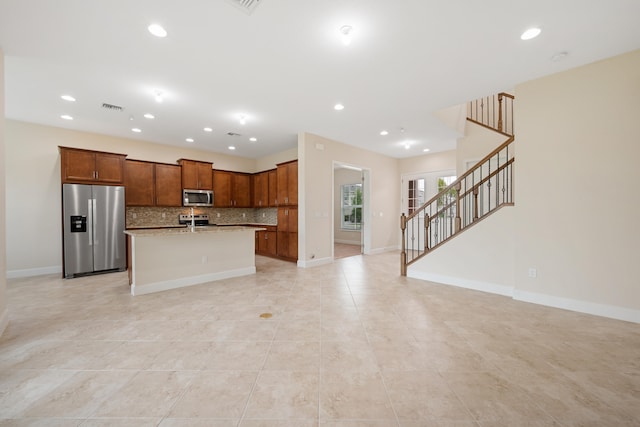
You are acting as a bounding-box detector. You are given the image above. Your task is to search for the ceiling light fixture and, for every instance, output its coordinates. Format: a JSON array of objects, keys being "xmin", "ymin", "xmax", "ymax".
[
  {"xmin": 144, "ymin": 113, "xmax": 155, "ymax": 119},
  {"xmin": 61, "ymin": 95, "xmax": 76, "ymax": 102},
  {"xmin": 148, "ymin": 24, "xmax": 167, "ymax": 38},
  {"xmin": 334, "ymin": 103, "xmax": 345, "ymax": 111},
  {"xmin": 380, "ymin": 130, "xmax": 389, "ymax": 136},
  {"xmin": 521, "ymin": 27, "xmax": 541, "ymax": 40},
  {"xmin": 423, "ymin": 148, "xmax": 430, "ymax": 152},
  {"xmin": 154, "ymin": 90, "xmax": 164, "ymax": 103},
  {"xmin": 340, "ymin": 25, "xmax": 354, "ymax": 46},
  {"xmin": 132, "ymin": 128, "xmax": 142, "ymax": 133},
  {"xmin": 249, "ymin": 137, "xmax": 257, "ymax": 142},
  {"xmin": 238, "ymin": 115, "xmax": 247, "ymax": 125},
  {"xmin": 185, "ymin": 138, "xmax": 194, "ymax": 143},
  {"xmin": 228, "ymin": 146, "xmax": 236, "ymax": 150},
  {"xmin": 204, "ymin": 127, "xmax": 213, "ymax": 132},
  {"xmin": 60, "ymin": 114, "xmax": 73, "ymax": 120}
]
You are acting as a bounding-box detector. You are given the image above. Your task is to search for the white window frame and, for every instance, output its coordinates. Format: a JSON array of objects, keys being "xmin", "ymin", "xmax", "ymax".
[{"xmin": 341, "ymin": 183, "xmax": 362, "ymax": 231}]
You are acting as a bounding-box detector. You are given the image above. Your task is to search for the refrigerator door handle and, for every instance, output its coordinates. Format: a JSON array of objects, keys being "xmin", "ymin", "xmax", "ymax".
[
  {"xmin": 87, "ymin": 199, "xmax": 94, "ymax": 246},
  {"xmin": 92, "ymin": 198, "xmax": 98, "ymax": 246}
]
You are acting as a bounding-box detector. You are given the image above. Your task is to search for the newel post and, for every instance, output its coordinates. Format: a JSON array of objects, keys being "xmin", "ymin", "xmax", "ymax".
[{"xmin": 400, "ymin": 213, "xmax": 407, "ymax": 276}]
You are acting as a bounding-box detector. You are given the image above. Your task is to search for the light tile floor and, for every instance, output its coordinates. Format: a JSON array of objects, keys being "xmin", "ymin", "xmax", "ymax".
[{"xmin": 1, "ymin": 252, "xmax": 639, "ymax": 426}]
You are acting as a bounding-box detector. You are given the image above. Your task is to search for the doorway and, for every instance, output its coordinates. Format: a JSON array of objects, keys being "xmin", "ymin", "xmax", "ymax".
[{"xmin": 333, "ymin": 163, "xmax": 369, "ymax": 259}]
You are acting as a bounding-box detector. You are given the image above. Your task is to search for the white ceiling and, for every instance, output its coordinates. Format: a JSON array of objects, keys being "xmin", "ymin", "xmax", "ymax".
[{"xmin": 1, "ymin": 0, "xmax": 639, "ymax": 159}]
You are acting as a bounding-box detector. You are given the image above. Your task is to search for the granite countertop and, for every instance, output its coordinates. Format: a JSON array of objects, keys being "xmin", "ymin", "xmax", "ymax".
[
  {"xmin": 126, "ymin": 222, "xmax": 276, "ymax": 230},
  {"xmin": 124, "ymin": 225, "xmax": 265, "ymax": 237}
]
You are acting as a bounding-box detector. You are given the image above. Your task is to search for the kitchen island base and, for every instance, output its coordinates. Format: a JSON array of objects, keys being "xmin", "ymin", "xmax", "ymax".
[{"xmin": 125, "ymin": 227, "xmax": 261, "ymax": 296}]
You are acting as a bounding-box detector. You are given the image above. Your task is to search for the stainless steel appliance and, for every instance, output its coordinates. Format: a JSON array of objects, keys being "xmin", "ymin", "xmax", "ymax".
[
  {"xmin": 62, "ymin": 184, "xmax": 126, "ymax": 278},
  {"xmin": 178, "ymin": 214, "xmax": 215, "ymax": 227},
  {"xmin": 183, "ymin": 189, "xmax": 213, "ymax": 207}
]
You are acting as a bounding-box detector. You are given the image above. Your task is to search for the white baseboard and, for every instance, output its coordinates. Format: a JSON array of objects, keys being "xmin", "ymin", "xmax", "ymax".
[
  {"xmin": 298, "ymin": 256, "xmax": 333, "ymax": 268},
  {"xmin": 131, "ymin": 267, "xmax": 256, "ymax": 296},
  {"xmin": 513, "ymin": 289, "xmax": 640, "ymax": 324},
  {"xmin": 0, "ymin": 308, "xmax": 8, "ymax": 337},
  {"xmin": 6, "ymin": 265, "xmax": 62, "ymax": 279},
  {"xmin": 408, "ymin": 270, "xmax": 514, "ymax": 297},
  {"xmin": 366, "ymin": 246, "xmax": 399, "ymax": 255},
  {"xmin": 334, "ymin": 239, "xmax": 361, "ymax": 245}
]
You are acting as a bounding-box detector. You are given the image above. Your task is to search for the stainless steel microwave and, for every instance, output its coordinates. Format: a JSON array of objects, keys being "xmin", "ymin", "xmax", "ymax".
[{"xmin": 183, "ymin": 189, "xmax": 213, "ymax": 207}]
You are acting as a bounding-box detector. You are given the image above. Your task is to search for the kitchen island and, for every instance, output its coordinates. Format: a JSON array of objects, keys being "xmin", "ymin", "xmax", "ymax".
[{"xmin": 124, "ymin": 226, "xmax": 263, "ymax": 296}]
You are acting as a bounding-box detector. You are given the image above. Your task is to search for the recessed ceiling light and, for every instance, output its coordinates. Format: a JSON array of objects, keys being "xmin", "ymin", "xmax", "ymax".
[
  {"xmin": 144, "ymin": 113, "xmax": 155, "ymax": 119},
  {"xmin": 380, "ymin": 130, "xmax": 389, "ymax": 136},
  {"xmin": 185, "ymin": 138, "xmax": 194, "ymax": 143},
  {"xmin": 148, "ymin": 24, "xmax": 167, "ymax": 38},
  {"xmin": 249, "ymin": 137, "xmax": 257, "ymax": 142},
  {"xmin": 334, "ymin": 103, "xmax": 345, "ymax": 111},
  {"xmin": 61, "ymin": 95, "xmax": 76, "ymax": 102},
  {"xmin": 238, "ymin": 115, "xmax": 247, "ymax": 125},
  {"xmin": 521, "ymin": 27, "xmax": 541, "ymax": 40},
  {"xmin": 228, "ymin": 146, "xmax": 236, "ymax": 150},
  {"xmin": 132, "ymin": 128, "xmax": 142, "ymax": 133},
  {"xmin": 204, "ymin": 127, "xmax": 213, "ymax": 132},
  {"xmin": 60, "ymin": 115, "xmax": 73, "ymax": 120},
  {"xmin": 154, "ymin": 90, "xmax": 164, "ymax": 103},
  {"xmin": 423, "ymin": 148, "xmax": 430, "ymax": 152},
  {"xmin": 404, "ymin": 144, "xmax": 411, "ymax": 150},
  {"xmin": 340, "ymin": 25, "xmax": 354, "ymax": 46}
]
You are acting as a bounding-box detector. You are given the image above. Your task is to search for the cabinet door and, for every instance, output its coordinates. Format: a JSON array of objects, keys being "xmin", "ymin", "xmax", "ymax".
[
  {"xmin": 253, "ymin": 172, "xmax": 267, "ymax": 207},
  {"xmin": 155, "ymin": 164, "xmax": 182, "ymax": 206},
  {"xmin": 277, "ymin": 207, "xmax": 289, "ymax": 232},
  {"xmin": 277, "ymin": 231, "xmax": 289, "ymax": 258},
  {"xmin": 197, "ymin": 162, "xmax": 213, "ymax": 190},
  {"xmin": 125, "ymin": 160, "xmax": 155, "ymax": 206},
  {"xmin": 276, "ymin": 164, "xmax": 288, "ymax": 205},
  {"xmin": 213, "ymin": 170, "xmax": 232, "ymax": 207},
  {"xmin": 268, "ymin": 170, "xmax": 278, "ymax": 207},
  {"xmin": 287, "ymin": 232, "xmax": 298, "ymax": 259},
  {"xmin": 266, "ymin": 230, "xmax": 277, "ymax": 256},
  {"xmin": 95, "ymin": 152, "xmax": 125, "ymax": 183},
  {"xmin": 287, "ymin": 161, "xmax": 298, "ymax": 205},
  {"xmin": 180, "ymin": 159, "xmax": 198, "ymax": 189},
  {"xmin": 62, "ymin": 149, "xmax": 96, "ymax": 182},
  {"xmin": 287, "ymin": 207, "xmax": 298, "ymax": 232},
  {"xmin": 233, "ymin": 173, "xmax": 251, "ymax": 207}
]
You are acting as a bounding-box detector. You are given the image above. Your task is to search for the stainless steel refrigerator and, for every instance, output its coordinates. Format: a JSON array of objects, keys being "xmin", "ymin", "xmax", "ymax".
[{"xmin": 62, "ymin": 183, "xmax": 126, "ymax": 278}]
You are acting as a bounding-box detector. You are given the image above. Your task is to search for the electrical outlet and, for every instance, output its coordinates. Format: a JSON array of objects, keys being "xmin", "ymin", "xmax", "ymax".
[
  {"xmin": 242, "ymin": 213, "xmax": 246, "ymax": 218},
  {"xmin": 161, "ymin": 213, "xmax": 166, "ymax": 218},
  {"xmin": 216, "ymin": 213, "xmax": 220, "ymax": 218},
  {"xmin": 262, "ymin": 212, "xmax": 266, "ymax": 218},
  {"xmin": 132, "ymin": 213, "xmax": 137, "ymax": 219},
  {"xmin": 528, "ymin": 268, "xmax": 537, "ymax": 278}
]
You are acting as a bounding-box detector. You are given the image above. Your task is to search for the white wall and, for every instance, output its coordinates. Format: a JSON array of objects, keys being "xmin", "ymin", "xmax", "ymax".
[
  {"xmin": 3, "ymin": 120, "xmax": 290, "ymax": 277},
  {"xmin": 334, "ymin": 168, "xmax": 362, "ymax": 245},
  {"xmin": 456, "ymin": 121, "xmax": 508, "ymax": 176},
  {"xmin": 299, "ymin": 133, "xmax": 399, "ymax": 265},
  {"xmin": 409, "ymin": 49, "xmax": 640, "ymax": 323},
  {"xmin": 0, "ymin": 48, "xmax": 8, "ymax": 335},
  {"xmin": 398, "ymin": 150, "xmax": 457, "ymax": 177}
]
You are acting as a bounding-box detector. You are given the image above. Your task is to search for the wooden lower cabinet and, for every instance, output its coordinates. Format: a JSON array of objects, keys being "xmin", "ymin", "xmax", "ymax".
[
  {"xmin": 277, "ymin": 231, "xmax": 298, "ymax": 261},
  {"xmin": 255, "ymin": 227, "xmax": 277, "ymax": 257}
]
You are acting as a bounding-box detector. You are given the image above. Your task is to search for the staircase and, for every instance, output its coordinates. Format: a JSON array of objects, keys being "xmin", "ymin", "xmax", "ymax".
[{"xmin": 400, "ymin": 93, "xmax": 515, "ymax": 275}]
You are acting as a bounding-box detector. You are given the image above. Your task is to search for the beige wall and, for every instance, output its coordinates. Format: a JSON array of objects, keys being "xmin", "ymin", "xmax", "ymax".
[
  {"xmin": 255, "ymin": 147, "xmax": 297, "ymax": 172},
  {"xmin": 3, "ymin": 120, "xmax": 288, "ymax": 276},
  {"xmin": 513, "ymin": 49, "xmax": 640, "ymax": 317},
  {"xmin": 398, "ymin": 150, "xmax": 457, "ymax": 177},
  {"xmin": 1, "ymin": 48, "xmax": 8, "ymax": 335},
  {"xmin": 334, "ymin": 168, "xmax": 362, "ymax": 245},
  {"xmin": 299, "ymin": 133, "xmax": 399, "ymax": 264},
  {"xmin": 456, "ymin": 121, "xmax": 508, "ymax": 175},
  {"xmin": 410, "ymin": 49, "xmax": 640, "ymax": 322}
]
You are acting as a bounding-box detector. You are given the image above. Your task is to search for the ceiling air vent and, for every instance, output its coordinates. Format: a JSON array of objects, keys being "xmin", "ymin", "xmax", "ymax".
[
  {"xmin": 227, "ymin": 132, "xmax": 242, "ymax": 137},
  {"xmin": 224, "ymin": 0, "xmax": 262, "ymax": 15},
  {"xmin": 101, "ymin": 103, "xmax": 124, "ymax": 112}
]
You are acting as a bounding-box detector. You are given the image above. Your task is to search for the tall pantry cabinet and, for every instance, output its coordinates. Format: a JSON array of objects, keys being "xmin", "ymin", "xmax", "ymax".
[{"xmin": 276, "ymin": 160, "xmax": 298, "ymax": 261}]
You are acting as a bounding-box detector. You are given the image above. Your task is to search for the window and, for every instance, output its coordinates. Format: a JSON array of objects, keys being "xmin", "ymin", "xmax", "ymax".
[
  {"xmin": 407, "ymin": 178, "xmax": 425, "ymax": 214},
  {"xmin": 341, "ymin": 183, "xmax": 362, "ymax": 230}
]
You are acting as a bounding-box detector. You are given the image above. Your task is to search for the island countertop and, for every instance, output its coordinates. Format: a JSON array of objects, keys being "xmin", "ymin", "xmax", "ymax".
[{"xmin": 124, "ymin": 225, "xmax": 264, "ymax": 237}]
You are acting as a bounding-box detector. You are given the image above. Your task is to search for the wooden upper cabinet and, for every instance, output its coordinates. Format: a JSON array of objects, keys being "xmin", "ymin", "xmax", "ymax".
[
  {"xmin": 213, "ymin": 170, "xmax": 251, "ymax": 208},
  {"xmin": 213, "ymin": 170, "xmax": 232, "ymax": 207},
  {"xmin": 60, "ymin": 146, "xmax": 126, "ymax": 184},
  {"xmin": 179, "ymin": 159, "xmax": 213, "ymax": 190},
  {"xmin": 125, "ymin": 160, "xmax": 182, "ymax": 207},
  {"xmin": 268, "ymin": 169, "xmax": 278, "ymax": 207},
  {"xmin": 125, "ymin": 160, "xmax": 155, "ymax": 206},
  {"xmin": 253, "ymin": 172, "xmax": 268, "ymax": 208},
  {"xmin": 276, "ymin": 160, "xmax": 298, "ymax": 206},
  {"xmin": 155, "ymin": 163, "xmax": 182, "ymax": 206}
]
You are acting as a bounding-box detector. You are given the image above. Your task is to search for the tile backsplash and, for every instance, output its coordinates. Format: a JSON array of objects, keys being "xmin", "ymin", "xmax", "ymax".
[{"xmin": 127, "ymin": 206, "xmax": 277, "ymax": 228}]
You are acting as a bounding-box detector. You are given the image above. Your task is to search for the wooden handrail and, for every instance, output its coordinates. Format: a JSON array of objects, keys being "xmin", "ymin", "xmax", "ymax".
[{"xmin": 406, "ymin": 135, "xmax": 514, "ymax": 222}]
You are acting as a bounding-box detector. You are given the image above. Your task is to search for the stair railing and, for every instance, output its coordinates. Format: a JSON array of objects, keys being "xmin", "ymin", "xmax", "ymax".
[
  {"xmin": 401, "ymin": 135, "xmax": 515, "ymax": 275},
  {"xmin": 467, "ymin": 92, "xmax": 514, "ymax": 136}
]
